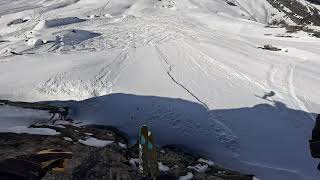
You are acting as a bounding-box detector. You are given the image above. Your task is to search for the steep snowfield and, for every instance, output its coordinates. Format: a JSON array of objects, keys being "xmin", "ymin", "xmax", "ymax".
[{"xmin": 0, "ymin": 0, "xmax": 320, "ymax": 179}]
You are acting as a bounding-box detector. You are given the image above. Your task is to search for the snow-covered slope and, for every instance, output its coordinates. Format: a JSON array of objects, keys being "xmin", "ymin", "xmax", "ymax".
[
  {"xmin": 266, "ymin": 0, "xmax": 320, "ymax": 25},
  {"xmin": 0, "ymin": 0, "xmax": 320, "ymax": 179}
]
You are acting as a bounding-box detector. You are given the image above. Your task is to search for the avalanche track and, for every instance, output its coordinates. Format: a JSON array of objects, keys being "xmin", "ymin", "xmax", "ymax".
[{"xmin": 0, "ymin": 0, "xmax": 320, "ymax": 179}]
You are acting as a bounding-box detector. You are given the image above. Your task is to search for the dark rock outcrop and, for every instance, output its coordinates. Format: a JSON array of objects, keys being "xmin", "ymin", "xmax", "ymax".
[
  {"xmin": 266, "ymin": 0, "xmax": 320, "ymax": 26},
  {"xmin": 0, "ymin": 124, "xmax": 254, "ymax": 180}
]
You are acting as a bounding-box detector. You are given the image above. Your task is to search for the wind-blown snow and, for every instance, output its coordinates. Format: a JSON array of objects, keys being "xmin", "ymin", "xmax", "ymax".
[{"xmin": 0, "ymin": 0, "xmax": 320, "ymax": 179}]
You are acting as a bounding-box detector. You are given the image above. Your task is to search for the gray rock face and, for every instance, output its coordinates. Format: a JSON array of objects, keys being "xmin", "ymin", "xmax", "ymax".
[{"xmin": 266, "ymin": 0, "xmax": 320, "ymax": 25}]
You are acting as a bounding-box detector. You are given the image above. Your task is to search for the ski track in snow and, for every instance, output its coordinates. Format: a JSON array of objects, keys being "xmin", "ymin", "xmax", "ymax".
[
  {"xmin": 266, "ymin": 64, "xmax": 285, "ymax": 99},
  {"xmin": 154, "ymin": 45, "xmax": 209, "ymax": 110},
  {"xmin": 241, "ymin": 160, "xmax": 302, "ymax": 178},
  {"xmin": 287, "ymin": 63, "xmax": 315, "ymax": 121},
  {"xmin": 155, "ymin": 44, "xmax": 239, "ymax": 152},
  {"xmin": 266, "ymin": 61, "xmax": 315, "ymax": 124},
  {"xmin": 266, "ymin": 59, "xmax": 314, "ymax": 121}
]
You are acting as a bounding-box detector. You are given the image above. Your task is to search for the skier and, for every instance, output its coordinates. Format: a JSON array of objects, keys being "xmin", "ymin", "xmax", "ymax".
[
  {"xmin": 310, "ymin": 114, "xmax": 320, "ymax": 170},
  {"xmin": 262, "ymin": 91, "xmax": 275, "ymax": 99}
]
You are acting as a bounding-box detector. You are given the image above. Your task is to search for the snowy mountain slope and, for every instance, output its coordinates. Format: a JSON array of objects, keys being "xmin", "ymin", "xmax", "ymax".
[
  {"xmin": 0, "ymin": 0, "xmax": 80, "ymax": 17},
  {"xmin": 222, "ymin": 0, "xmax": 320, "ymax": 25},
  {"xmin": 266, "ymin": 0, "xmax": 320, "ymax": 25},
  {"xmin": 0, "ymin": 0, "xmax": 320, "ymax": 179},
  {"xmin": 307, "ymin": 0, "xmax": 320, "ymax": 5}
]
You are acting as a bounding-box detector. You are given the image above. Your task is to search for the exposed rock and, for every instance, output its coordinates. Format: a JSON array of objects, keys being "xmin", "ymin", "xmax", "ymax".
[
  {"xmin": 306, "ymin": 0, "xmax": 320, "ymax": 5},
  {"xmin": 7, "ymin": 18, "xmax": 28, "ymax": 26},
  {"xmin": 284, "ymin": 25, "xmax": 320, "ymax": 38},
  {"xmin": 226, "ymin": 1, "xmax": 237, "ymax": 6},
  {"xmin": 266, "ymin": 0, "xmax": 320, "ymax": 26},
  {"xmin": 258, "ymin": 45, "xmax": 282, "ymax": 51},
  {"xmin": 285, "ymin": 25, "xmax": 305, "ymax": 33},
  {"xmin": 0, "ymin": 124, "xmax": 254, "ymax": 180}
]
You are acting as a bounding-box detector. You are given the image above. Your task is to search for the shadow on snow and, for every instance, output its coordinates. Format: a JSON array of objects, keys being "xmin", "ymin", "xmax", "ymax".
[{"xmin": 44, "ymin": 93, "xmax": 318, "ymax": 180}]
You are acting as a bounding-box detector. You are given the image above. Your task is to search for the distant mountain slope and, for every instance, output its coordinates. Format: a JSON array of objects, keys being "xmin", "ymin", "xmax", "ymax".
[
  {"xmin": 0, "ymin": 0, "xmax": 79, "ymax": 16},
  {"xmin": 306, "ymin": 0, "xmax": 320, "ymax": 5},
  {"xmin": 222, "ymin": 0, "xmax": 320, "ymax": 25},
  {"xmin": 266, "ymin": 0, "xmax": 320, "ymax": 25}
]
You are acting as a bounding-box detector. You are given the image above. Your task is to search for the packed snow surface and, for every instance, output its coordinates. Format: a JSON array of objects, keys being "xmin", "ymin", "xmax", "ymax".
[{"xmin": 0, "ymin": 0, "xmax": 320, "ymax": 179}]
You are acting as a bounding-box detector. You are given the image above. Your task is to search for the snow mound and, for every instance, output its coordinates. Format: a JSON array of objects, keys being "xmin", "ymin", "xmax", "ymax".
[
  {"xmin": 54, "ymin": 29, "xmax": 101, "ymax": 47},
  {"xmin": 33, "ymin": 17, "xmax": 86, "ymax": 30},
  {"xmin": 26, "ymin": 38, "xmax": 43, "ymax": 47}
]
